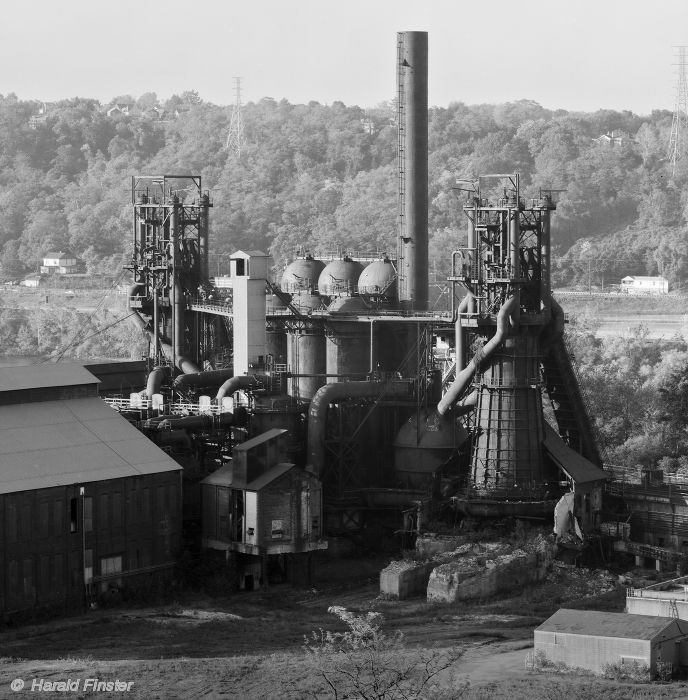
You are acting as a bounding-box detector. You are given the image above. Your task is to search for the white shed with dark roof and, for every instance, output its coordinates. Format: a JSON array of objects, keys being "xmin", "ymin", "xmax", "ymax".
[{"xmin": 535, "ymin": 608, "xmax": 688, "ymax": 675}]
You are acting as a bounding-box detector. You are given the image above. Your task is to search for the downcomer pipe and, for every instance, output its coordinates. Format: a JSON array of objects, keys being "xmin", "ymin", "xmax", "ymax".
[
  {"xmin": 146, "ymin": 366, "xmax": 170, "ymax": 397},
  {"xmin": 307, "ymin": 380, "xmax": 412, "ymax": 477},
  {"xmin": 437, "ymin": 295, "xmax": 519, "ymax": 416},
  {"xmin": 215, "ymin": 374, "xmax": 265, "ymax": 403},
  {"xmin": 173, "ymin": 368, "xmax": 236, "ymax": 390},
  {"xmin": 454, "ymin": 291, "xmax": 475, "ymax": 373}
]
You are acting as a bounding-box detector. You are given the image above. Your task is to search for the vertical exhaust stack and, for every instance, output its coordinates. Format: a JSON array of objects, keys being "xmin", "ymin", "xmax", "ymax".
[{"xmin": 397, "ymin": 31, "xmax": 428, "ymax": 311}]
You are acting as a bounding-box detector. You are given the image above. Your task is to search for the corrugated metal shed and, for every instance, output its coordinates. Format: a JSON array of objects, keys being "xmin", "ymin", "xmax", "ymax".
[
  {"xmin": 537, "ymin": 608, "xmax": 686, "ymax": 639},
  {"xmin": 543, "ymin": 423, "xmax": 607, "ymax": 484},
  {"xmin": 0, "ymin": 396, "xmax": 181, "ymax": 495},
  {"xmin": 0, "ymin": 363, "xmax": 98, "ymax": 392}
]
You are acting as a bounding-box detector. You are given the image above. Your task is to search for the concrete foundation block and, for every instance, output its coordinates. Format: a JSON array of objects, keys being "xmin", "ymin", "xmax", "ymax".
[{"xmin": 380, "ymin": 560, "xmax": 436, "ymax": 599}]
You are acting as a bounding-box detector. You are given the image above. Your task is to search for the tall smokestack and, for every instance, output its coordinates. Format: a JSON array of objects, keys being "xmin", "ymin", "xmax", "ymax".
[{"xmin": 396, "ymin": 31, "xmax": 428, "ymax": 311}]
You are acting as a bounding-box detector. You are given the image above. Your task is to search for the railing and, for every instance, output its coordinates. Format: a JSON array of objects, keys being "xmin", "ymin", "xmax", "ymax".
[{"xmin": 103, "ymin": 397, "xmax": 230, "ymax": 415}]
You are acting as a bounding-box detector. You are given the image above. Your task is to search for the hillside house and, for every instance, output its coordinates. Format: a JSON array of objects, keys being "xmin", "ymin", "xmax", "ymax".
[
  {"xmin": 620, "ymin": 276, "xmax": 669, "ymax": 295},
  {"xmin": 40, "ymin": 251, "xmax": 78, "ymax": 275}
]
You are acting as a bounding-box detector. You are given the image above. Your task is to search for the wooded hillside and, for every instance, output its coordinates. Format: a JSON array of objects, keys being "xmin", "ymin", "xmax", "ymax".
[{"xmin": 0, "ymin": 92, "xmax": 684, "ymax": 287}]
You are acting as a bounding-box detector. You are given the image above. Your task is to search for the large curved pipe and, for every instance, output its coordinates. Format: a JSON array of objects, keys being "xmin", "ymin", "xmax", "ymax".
[
  {"xmin": 437, "ymin": 294, "xmax": 519, "ymax": 416},
  {"xmin": 215, "ymin": 374, "xmax": 265, "ymax": 403},
  {"xmin": 307, "ymin": 380, "xmax": 412, "ymax": 476},
  {"xmin": 454, "ymin": 291, "xmax": 475, "ymax": 373},
  {"xmin": 146, "ymin": 366, "xmax": 170, "ymax": 397},
  {"xmin": 173, "ymin": 368, "xmax": 236, "ymax": 390}
]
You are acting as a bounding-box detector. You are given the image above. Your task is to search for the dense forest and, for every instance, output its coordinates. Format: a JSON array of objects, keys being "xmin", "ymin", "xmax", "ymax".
[{"xmin": 0, "ymin": 91, "xmax": 686, "ymax": 288}]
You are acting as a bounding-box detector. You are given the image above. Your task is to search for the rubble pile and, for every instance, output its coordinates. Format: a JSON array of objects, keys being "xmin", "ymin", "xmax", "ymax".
[{"xmin": 427, "ymin": 535, "xmax": 556, "ymax": 603}]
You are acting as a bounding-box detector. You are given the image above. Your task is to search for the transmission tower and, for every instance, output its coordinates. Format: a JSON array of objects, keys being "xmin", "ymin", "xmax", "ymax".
[
  {"xmin": 225, "ymin": 77, "xmax": 246, "ymax": 156},
  {"xmin": 668, "ymin": 47, "xmax": 688, "ymax": 174}
]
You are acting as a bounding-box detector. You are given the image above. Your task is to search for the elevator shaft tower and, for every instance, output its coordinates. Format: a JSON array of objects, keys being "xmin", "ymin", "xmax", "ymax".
[{"xmin": 126, "ymin": 175, "xmax": 212, "ymax": 372}]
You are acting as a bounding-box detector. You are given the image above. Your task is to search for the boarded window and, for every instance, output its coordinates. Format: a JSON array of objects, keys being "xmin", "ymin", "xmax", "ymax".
[
  {"xmin": 100, "ymin": 554, "xmax": 123, "ymax": 591},
  {"xmin": 70, "ymin": 498, "xmax": 78, "ymax": 533},
  {"xmin": 83, "ymin": 497, "xmax": 93, "ymax": 532},
  {"xmin": 84, "ymin": 549, "xmax": 93, "ymax": 584}
]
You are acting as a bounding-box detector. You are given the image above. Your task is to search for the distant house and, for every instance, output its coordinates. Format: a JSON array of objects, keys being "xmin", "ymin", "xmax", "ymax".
[
  {"xmin": 534, "ymin": 608, "xmax": 688, "ymax": 675},
  {"xmin": 594, "ymin": 130, "xmax": 626, "ymax": 146},
  {"xmin": 106, "ymin": 103, "xmax": 134, "ymax": 117},
  {"xmin": 620, "ymin": 276, "xmax": 669, "ymax": 295},
  {"xmin": 40, "ymin": 251, "xmax": 78, "ymax": 275}
]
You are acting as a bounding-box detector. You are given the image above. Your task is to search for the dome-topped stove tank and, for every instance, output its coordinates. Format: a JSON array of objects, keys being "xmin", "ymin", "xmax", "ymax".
[
  {"xmin": 318, "ymin": 257, "xmax": 363, "ymax": 299},
  {"xmin": 358, "ymin": 258, "xmax": 397, "ymax": 304},
  {"xmin": 394, "ymin": 409, "xmax": 468, "ymax": 489},
  {"xmin": 281, "ymin": 255, "xmax": 325, "ymax": 294}
]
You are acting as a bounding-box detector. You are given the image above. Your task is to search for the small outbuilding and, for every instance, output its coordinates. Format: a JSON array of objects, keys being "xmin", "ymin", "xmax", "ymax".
[
  {"xmin": 201, "ymin": 429, "xmax": 327, "ymax": 589},
  {"xmin": 534, "ymin": 608, "xmax": 688, "ymax": 676}
]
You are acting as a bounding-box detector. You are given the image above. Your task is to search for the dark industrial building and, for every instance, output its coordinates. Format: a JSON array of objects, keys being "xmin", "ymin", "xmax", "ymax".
[
  {"xmin": 534, "ymin": 608, "xmax": 688, "ymax": 676},
  {"xmin": 0, "ymin": 364, "xmax": 182, "ymax": 616},
  {"xmin": 201, "ymin": 429, "xmax": 326, "ymax": 589}
]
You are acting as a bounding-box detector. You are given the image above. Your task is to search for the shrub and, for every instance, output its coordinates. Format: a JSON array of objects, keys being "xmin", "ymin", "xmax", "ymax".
[
  {"xmin": 303, "ymin": 605, "xmax": 466, "ymax": 699},
  {"xmin": 602, "ymin": 660, "xmax": 651, "ymax": 683}
]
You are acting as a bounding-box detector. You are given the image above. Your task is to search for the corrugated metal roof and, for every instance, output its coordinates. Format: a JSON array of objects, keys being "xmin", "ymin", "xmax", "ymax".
[
  {"xmin": 536, "ymin": 609, "xmax": 687, "ymax": 639},
  {"xmin": 200, "ymin": 464, "xmax": 234, "ymax": 487},
  {"xmin": 0, "ymin": 363, "xmax": 98, "ymax": 393},
  {"xmin": 200, "ymin": 462, "xmax": 297, "ymax": 491},
  {"xmin": 246, "ymin": 462, "xmax": 295, "ymax": 491},
  {"xmin": 0, "ymin": 397, "xmax": 181, "ymax": 495},
  {"xmin": 543, "ymin": 423, "xmax": 607, "ymax": 484}
]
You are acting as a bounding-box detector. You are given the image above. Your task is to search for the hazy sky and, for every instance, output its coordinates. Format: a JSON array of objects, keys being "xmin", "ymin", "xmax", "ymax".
[{"xmin": 2, "ymin": 0, "xmax": 686, "ymax": 114}]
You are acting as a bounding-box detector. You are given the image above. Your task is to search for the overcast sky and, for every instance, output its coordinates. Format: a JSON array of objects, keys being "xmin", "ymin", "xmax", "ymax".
[{"xmin": 2, "ymin": 0, "xmax": 685, "ymax": 114}]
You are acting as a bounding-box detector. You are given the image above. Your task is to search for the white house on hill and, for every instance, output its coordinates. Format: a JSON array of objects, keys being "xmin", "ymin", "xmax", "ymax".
[{"xmin": 620, "ymin": 276, "xmax": 669, "ymax": 295}]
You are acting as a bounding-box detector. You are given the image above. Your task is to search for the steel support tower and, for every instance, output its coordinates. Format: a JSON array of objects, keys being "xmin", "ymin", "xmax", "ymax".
[{"xmin": 669, "ymin": 47, "xmax": 688, "ymax": 175}]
